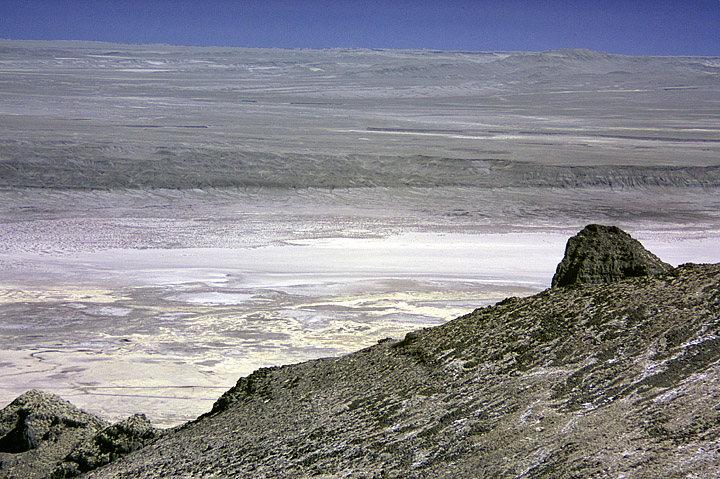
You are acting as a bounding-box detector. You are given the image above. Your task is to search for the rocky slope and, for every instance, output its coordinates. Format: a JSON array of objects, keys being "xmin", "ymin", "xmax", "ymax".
[
  {"xmin": 52, "ymin": 414, "xmax": 162, "ymax": 478},
  {"xmin": 2, "ymin": 226, "xmax": 720, "ymax": 478}
]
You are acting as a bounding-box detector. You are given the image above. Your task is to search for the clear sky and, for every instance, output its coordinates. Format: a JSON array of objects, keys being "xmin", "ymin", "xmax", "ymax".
[{"xmin": 1, "ymin": 0, "xmax": 718, "ymax": 56}]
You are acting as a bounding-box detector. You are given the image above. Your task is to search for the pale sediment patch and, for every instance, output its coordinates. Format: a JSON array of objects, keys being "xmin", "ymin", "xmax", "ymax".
[
  {"xmin": 0, "ymin": 232, "xmax": 560, "ymax": 426},
  {"xmin": 1, "ymin": 229, "xmax": 718, "ymax": 427}
]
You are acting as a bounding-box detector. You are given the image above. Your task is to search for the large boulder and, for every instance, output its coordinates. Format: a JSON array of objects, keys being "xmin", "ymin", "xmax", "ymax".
[
  {"xmin": 0, "ymin": 390, "xmax": 162, "ymax": 478},
  {"xmin": 551, "ymin": 224, "xmax": 672, "ymax": 287},
  {"xmin": 0, "ymin": 390, "xmax": 108, "ymax": 479},
  {"xmin": 54, "ymin": 413, "xmax": 161, "ymax": 477}
]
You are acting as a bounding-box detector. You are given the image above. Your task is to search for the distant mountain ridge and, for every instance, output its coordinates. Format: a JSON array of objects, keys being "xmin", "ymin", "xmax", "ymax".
[
  {"xmin": 0, "ymin": 40, "xmax": 718, "ymax": 190},
  {"xmin": 2, "ymin": 226, "xmax": 720, "ymax": 478},
  {"xmin": 2, "ymin": 151, "xmax": 719, "ymax": 189}
]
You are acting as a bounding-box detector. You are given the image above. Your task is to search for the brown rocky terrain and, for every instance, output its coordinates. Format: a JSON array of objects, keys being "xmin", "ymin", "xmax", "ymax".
[{"xmin": 2, "ymin": 226, "xmax": 720, "ymax": 478}]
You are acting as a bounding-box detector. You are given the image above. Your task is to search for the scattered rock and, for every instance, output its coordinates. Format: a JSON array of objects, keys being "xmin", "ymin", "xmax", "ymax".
[{"xmin": 551, "ymin": 224, "xmax": 672, "ymax": 287}]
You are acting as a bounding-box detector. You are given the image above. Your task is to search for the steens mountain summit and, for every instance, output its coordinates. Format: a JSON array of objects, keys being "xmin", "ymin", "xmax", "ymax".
[{"xmin": 2, "ymin": 225, "xmax": 720, "ymax": 478}]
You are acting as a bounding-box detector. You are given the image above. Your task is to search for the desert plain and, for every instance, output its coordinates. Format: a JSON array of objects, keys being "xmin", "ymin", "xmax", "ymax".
[{"xmin": 0, "ymin": 40, "xmax": 718, "ymax": 427}]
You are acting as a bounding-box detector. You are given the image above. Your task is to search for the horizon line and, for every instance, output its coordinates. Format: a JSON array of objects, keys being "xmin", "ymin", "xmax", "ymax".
[{"xmin": 1, "ymin": 38, "xmax": 716, "ymax": 59}]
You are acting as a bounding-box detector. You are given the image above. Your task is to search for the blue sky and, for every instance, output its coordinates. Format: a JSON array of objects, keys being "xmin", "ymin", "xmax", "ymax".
[{"xmin": 1, "ymin": 0, "xmax": 718, "ymax": 55}]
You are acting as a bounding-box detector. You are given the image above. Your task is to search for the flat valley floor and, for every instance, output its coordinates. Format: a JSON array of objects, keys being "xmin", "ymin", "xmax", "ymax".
[{"xmin": 1, "ymin": 41, "xmax": 719, "ymax": 426}]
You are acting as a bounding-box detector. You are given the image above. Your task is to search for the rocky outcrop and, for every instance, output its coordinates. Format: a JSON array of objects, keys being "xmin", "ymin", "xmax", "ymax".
[
  {"xmin": 0, "ymin": 391, "xmax": 161, "ymax": 479},
  {"xmin": 84, "ymin": 260, "xmax": 720, "ymax": 478},
  {"xmin": 0, "ymin": 390, "xmax": 108, "ymax": 479},
  {"xmin": 551, "ymin": 224, "xmax": 672, "ymax": 287},
  {"xmin": 52, "ymin": 414, "xmax": 161, "ymax": 478}
]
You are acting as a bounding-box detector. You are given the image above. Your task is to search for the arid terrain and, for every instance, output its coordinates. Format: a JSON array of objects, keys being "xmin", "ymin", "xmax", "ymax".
[
  {"xmin": 0, "ymin": 40, "xmax": 719, "ymax": 428},
  {"xmin": 3, "ymin": 225, "xmax": 720, "ymax": 478}
]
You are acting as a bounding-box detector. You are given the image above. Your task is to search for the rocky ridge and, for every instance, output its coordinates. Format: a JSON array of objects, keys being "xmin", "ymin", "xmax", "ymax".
[
  {"xmin": 2, "ymin": 226, "xmax": 720, "ymax": 478},
  {"xmin": 52, "ymin": 414, "xmax": 161, "ymax": 478},
  {"xmin": 2, "ymin": 150, "xmax": 719, "ymax": 190}
]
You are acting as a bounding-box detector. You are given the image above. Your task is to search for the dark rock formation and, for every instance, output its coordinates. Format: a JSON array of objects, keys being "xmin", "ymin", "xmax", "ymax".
[
  {"xmin": 0, "ymin": 390, "xmax": 108, "ymax": 479},
  {"xmin": 52, "ymin": 414, "xmax": 161, "ymax": 477},
  {"xmin": 0, "ymin": 391, "xmax": 162, "ymax": 479},
  {"xmin": 551, "ymin": 224, "xmax": 672, "ymax": 287}
]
